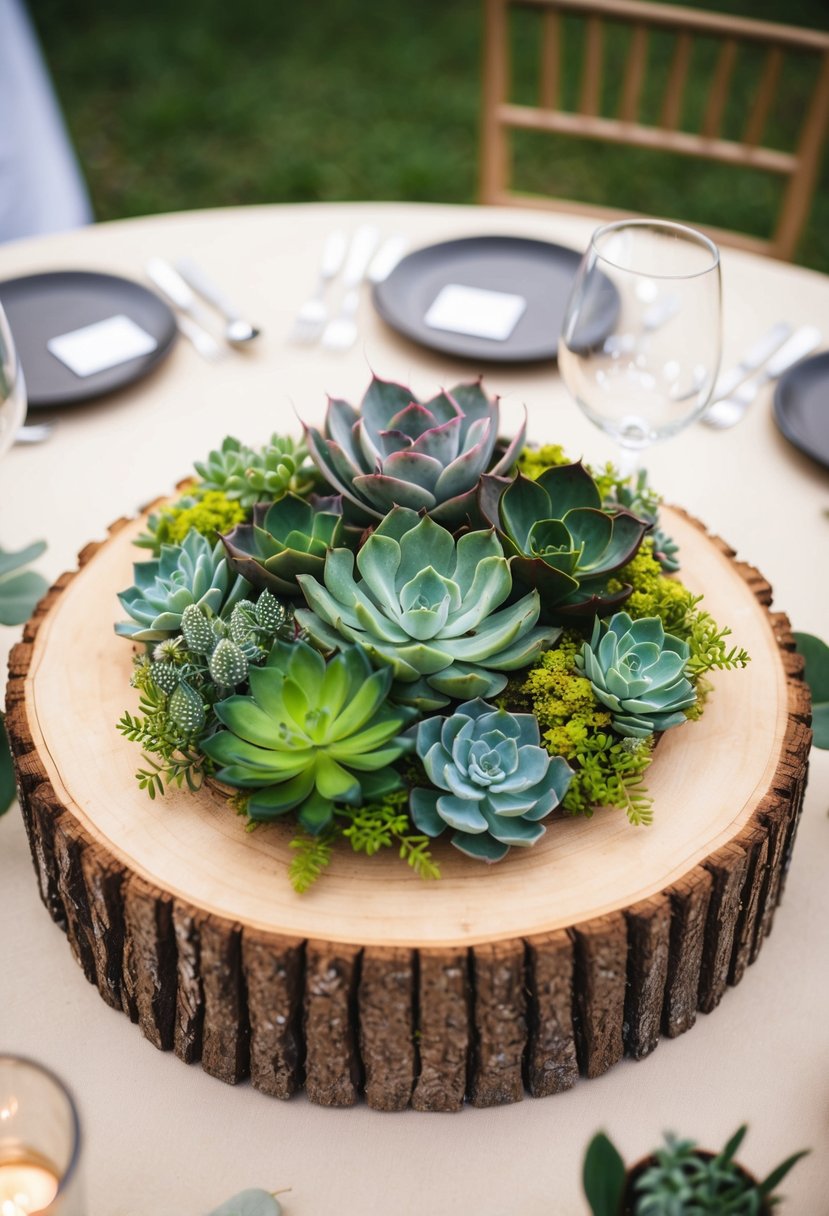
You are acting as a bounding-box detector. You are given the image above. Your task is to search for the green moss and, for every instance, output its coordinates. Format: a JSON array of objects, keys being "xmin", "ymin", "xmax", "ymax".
[
  {"xmin": 516, "ymin": 443, "xmax": 570, "ymax": 479},
  {"xmin": 511, "ymin": 634, "xmax": 653, "ymax": 824},
  {"xmin": 143, "ymin": 490, "xmax": 247, "ymax": 553}
]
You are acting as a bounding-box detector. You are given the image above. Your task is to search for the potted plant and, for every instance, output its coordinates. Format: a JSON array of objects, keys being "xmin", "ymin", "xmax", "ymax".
[{"xmin": 583, "ymin": 1126, "xmax": 807, "ymax": 1215}]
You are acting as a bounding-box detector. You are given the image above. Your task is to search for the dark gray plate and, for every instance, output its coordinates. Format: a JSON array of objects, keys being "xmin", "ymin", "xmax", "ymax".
[
  {"xmin": 773, "ymin": 351, "xmax": 829, "ymax": 471},
  {"xmin": 0, "ymin": 270, "xmax": 177, "ymax": 409},
  {"xmin": 372, "ymin": 234, "xmax": 616, "ymax": 363}
]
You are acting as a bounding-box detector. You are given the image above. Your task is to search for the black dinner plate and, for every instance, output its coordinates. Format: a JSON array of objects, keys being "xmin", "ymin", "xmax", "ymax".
[
  {"xmin": 372, "ymin": 234, "xmax": 616, "ymax": 364},
  {"xmin": 0, "ymin": 270, "xmax": 178, "ymax": 409},
  {"xmin": 773, "ymin": 351, "xmax": 829, "ymax": 471}
]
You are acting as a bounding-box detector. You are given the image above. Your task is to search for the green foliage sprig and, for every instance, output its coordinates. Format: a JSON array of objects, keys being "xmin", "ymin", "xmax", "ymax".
[{"xmin": 287, "ymin": 790, "xmax": 441, "ymax": 893}]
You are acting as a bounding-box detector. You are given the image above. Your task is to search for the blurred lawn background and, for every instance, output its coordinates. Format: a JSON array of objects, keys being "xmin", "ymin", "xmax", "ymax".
[{"xmin": 31, "ymin": 0, "xmax": 829, "ymax": 270}]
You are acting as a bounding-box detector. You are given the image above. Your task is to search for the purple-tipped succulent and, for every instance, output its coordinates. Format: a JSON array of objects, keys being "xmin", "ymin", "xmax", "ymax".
[{"xmin": 303, "ymin": 375, "xmax": 526, "ymax": 528}]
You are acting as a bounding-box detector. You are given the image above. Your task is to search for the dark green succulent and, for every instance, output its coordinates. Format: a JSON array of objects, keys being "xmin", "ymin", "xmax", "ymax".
[
  {"xmin": 296, "ymin": 507, "xmax": 558, "ymax": 710},
  {"xmin": 605, "ymin": 469, "xmax": 680, "ymax": 573},
  {"xmin": 193, "ymin": 434, "xmax": 316, "ymax": 510},
  {"xmin": 201, "ymin": 641, "xmax": 416, "ymax": 833},
  {"xmin": 479, "ymin": 462, "xmax": 649, "ymax": 617},
  {"xmin": 576, "ymin": 612, "xmax": 696, "ymax": 739},
  {"xmin": 221, "ymin": 493, "xmax": 344, "ymax": 596},
  {"xmin": 410, "ymin": 698, "xmax": 573, "ymax": 862},
  {"xmin": 115, "ymin": 530, "xmax": 251, "ymax": 643}
]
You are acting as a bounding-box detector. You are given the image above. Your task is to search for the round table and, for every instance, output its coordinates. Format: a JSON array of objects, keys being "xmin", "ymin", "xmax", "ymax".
[{"xmin": 1, "ymin": 202, "xmax": 826, "ymax": 1216}]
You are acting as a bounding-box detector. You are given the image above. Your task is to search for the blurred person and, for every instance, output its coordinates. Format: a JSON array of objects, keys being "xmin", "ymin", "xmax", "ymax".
[{"xmin": 0, "ymin": 0, "xmax": 92, "ymax": 242}]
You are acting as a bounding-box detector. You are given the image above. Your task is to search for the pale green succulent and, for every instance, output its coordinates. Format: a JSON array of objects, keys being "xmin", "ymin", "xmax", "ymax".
[
  {"xmin": 410, "ymin": 698, "xmax": 573, "ymax": 862},
  {"xmin": 295, "ymin": 508, "xmax": 558, "ymax": 710},
  {"xmin": 576, "ymin": 612, "xmax": 696, "ymax": 738},
  {"xmin": 201, "ymin": 641, "xmax": 416, "ymax": 833},
  {"xmin": 115, "ymin": 530, "xmax": 251, "ymax": 643},
  {"xmin": 193, "ymin": 434, "xmax": 316, "ymax": 510}
]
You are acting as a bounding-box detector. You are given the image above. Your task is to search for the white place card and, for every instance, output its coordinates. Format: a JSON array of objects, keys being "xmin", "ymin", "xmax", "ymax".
[
  {"xmin": 47, "ymin": 314, "xmax": 158, "ymax": 378},
  {"xmin": 423, "ymin": 283, "xmax": 527, "ymax": 342}
]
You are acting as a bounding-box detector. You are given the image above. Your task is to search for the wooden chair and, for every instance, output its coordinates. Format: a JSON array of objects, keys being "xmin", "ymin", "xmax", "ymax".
[{"xmin": 480, "ymin": 0, "xmax": 829, "ymax": 259}]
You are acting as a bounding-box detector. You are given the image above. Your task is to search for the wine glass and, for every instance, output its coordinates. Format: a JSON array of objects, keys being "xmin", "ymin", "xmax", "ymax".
[
  {"xmin": 0, "ymin": 302, "xmax": 27, "ymax": 460},
  {"xmin": 559, "ymin": 219, "xmax": 721, "ymax": 474}
]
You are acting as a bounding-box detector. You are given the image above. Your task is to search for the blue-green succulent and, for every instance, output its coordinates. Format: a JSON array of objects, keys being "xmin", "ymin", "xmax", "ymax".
[
  {"xmin": 410, "ymin": 699, "xmax": 573, "ymax": 861},
  {"xmin": 295, "ymin": 507, "xmax": 558, "ymax": 710},
  {"xmin": 115, "ymin": 530, "xmax": 251, "ymax": 643},
  {"xmin": 201, "ymin": 641, "xmax": 416, "ymax": 833},
  {"xmin": 479, "ymin": 462, "xmax": 649, "ymax": 617},
  {"xmin": 193, "ymin": 434, "xmax": 316, "ymax": 510},
  {"xmin": 576, "ymin": 612, "xmax": 696, "ymax": 738}
]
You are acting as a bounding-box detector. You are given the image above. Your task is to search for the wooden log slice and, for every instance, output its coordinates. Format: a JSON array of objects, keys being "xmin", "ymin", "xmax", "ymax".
[{"xmin": 5, "ymin": 507, "xmax": 812, "ymax": 1110}]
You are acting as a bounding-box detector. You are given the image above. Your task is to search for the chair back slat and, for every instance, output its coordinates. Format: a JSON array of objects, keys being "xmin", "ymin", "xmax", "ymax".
[
  {"xmin": 701, "ymin": 39, "xmax": 738, "ymax": 139},
  {"xmin": 481, "ymin": 0, "xmax": 829, "ymax": 259},
  {"xmin": 619, "ymin": 24, "xmax": 649, "ymax": 123},
  {"xmin": 540, "ymin": 9, "xmax": 562, "ymax": 109},
  {"xmin": 659, "ymin": 31, "xmax": 693, "ymax": 130},
  {"xmin": 742, "ymin": 47, "xmax": 783, "ymax": 148},
  {"xmin": 579, "ymin": 14, "xmax": 604, "ymax": 116}
]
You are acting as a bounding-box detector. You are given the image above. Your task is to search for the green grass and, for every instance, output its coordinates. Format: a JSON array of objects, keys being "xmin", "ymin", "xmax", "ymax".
[{"xmin": 31, "ymin": 0, "xmax": 829, "ymax": 270}]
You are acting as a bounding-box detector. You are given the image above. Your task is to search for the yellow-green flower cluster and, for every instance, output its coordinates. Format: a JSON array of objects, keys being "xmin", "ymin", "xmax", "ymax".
[
  {"xmin": 516, "ymin": 443, "xmax": 570, "ymax": 479},
  {"xmin": 518, "ymin": 635, "xmax": 612, "ymax": 758},
  {"xmin": 147, "ymin": 490, "xmax": 246, "ymax": 552}
]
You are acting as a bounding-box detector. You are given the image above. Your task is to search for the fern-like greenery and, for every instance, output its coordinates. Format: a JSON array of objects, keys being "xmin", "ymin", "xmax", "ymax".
[
  {"xmin": 289, "ymin": 829, "xmax": 337, "ymax": 894},
  {"xmin": 117, "ymin": 665, "xmax": 212, "ymax": 798}
]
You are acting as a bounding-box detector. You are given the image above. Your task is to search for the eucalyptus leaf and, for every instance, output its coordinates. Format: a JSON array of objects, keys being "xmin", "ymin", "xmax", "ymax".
[
  {"xmin": 583, "ymin": 1132, "xmax": 626, "ymax": 1216},
  {"xmin": 793, "ymin": 632, "xmax": 829, "ymax": 749},
  {"xmin": 0, "ymin": 714, "xmax": 16, "ymax": 817},
  {"xmin": 0, "ymin": 542, "xmax": 48, "ymax": 626},
  {"xmin": 206, "ymin": 1189, "xmax": 282, "ymax": 1216}
]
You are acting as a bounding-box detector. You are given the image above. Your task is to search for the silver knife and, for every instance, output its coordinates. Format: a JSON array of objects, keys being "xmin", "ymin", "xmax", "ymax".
[
  {"xmin": 703, "ymin": 325, "xmax": 822, "ymax": 429},
  {"xmin": 146, "ymin": 258, "xmax": 225, "ymax": 361}
]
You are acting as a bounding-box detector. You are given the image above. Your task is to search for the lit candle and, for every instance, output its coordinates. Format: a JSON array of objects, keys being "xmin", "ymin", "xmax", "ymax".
[{"xmin": 0, "ymin": 1161, "xmax": 59, "ymax": 1215}]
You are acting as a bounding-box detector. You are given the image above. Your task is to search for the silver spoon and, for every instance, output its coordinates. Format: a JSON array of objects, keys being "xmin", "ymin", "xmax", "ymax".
[{"xmin": 175, "ymin": 257, "xmax": 261, "ymax": 346}]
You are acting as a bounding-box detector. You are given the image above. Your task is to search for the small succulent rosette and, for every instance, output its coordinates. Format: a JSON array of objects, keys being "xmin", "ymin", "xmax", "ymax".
[
  {"xmin": 576, "ymin": 612, "xmax": 696, "ymax": 738},
  {"xmin": 410, "ymin": 699, "xmax": 573, "ymax": 861}
]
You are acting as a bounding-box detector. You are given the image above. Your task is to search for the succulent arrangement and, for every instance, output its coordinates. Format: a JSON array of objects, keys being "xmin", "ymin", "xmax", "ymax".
[
  {"xmin": 115, "ymin": 375, "xmax": 749, "ymax": 891},
  {"xmin": 583, "ymin": 1126, "xmax": 807, "ymax": 1215}
]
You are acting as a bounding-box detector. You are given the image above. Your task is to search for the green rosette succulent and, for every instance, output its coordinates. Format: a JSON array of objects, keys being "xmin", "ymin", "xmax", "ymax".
[
  {"xmin": 201, "ymin": 641, "xmax": 416, "ymax": 833},
  {"xmin": 221, "ymin": 493, "xmax": 344, "ymax": 597},
  {"xmin": 194, "ymin": 434, "xmax": 315, "ymax": 510},
  {"xmin": 479, "ymin": 462, "xmax": 649, "ymax": 617},
  {"xmin": 575, "ymin": 611, "xmax": 696, "ymax": 738},
  {"xmin": 115, "ymin": 530, "xmax": 251, "ymax": 643},
  {"xmin": 295, "ymin": 507, "xmax": 559, "ymax": 710},
  {"xmin": 410, "ymin": 698, "xmax": 573, "ymax": 862},
  {"xmin": 303, "ymin": 375, "xmax": 526, "ymax": 528}
]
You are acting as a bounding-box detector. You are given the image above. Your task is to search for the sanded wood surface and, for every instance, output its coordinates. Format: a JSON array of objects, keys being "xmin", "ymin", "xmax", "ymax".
[{"xmin": 5, "ymin": 508, "xmax": 812, "ymax": 1109}]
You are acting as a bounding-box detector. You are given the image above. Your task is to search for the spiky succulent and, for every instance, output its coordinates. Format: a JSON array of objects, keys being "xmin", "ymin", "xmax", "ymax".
[
  {"xmin": 201, "ymin": 641, "xmax": 416, "ymax": 833},
  {"xmin": 479, "ymin": 462, "xmax": 649, "ymax": 617},
  {"xmin": 295, "ymin": 508, "xmax": 558, "ymax": 710},
  {"xmin": 115, "ymin": 530, "xmax": 251, "ymax": 643},
  {"xmin": 576, "ymin": 612, "xmax": 696, "ymax": 738},
  {"xmin": 410, "ymin": 698, "xmax": 573, "ymax": 861},
  {"xmin": 221, "ymin": 494, "xmax": 344, "ymax": 597},
  {"xmin": 193, "ymin": 434, "xmax": 315, "ymax": 510},
  {"xmin": 303, "ymin": 375, "xmax": 526, "ymax": 527}
]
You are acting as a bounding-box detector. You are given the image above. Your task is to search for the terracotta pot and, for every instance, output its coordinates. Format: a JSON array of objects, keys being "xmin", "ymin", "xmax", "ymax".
[{"xmin": 620, "ymin": 1152, "xmax": 772, "ymax": 1216}]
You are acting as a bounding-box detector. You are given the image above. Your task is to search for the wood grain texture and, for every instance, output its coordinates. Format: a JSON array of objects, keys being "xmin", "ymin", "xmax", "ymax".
[{"xmin": 4, "ymin": 508, "xmax": 811, "ymax": 1107}]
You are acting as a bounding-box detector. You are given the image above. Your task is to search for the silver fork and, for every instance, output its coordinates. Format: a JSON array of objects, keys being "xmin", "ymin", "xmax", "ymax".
[
  {"xmin": 289, "ymin": 230, "xmax": 348, "ymax": 344},
  {"xmin": 703, "ymin": 325, "xmax": 822, "ymax": 429},
  {"xmin": 321, "ymin": 225, "xmax": 381, "ymax": 352}
]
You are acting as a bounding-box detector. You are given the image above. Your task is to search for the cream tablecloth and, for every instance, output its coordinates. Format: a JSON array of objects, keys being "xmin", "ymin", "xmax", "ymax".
[{"xmin": 0, "ymin": 203, "xmax": 827, "ymax": 1215}]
